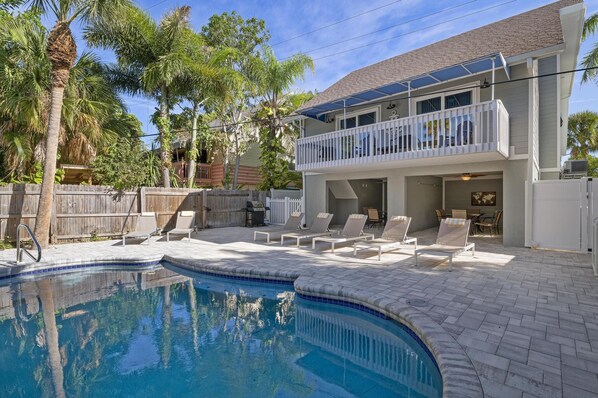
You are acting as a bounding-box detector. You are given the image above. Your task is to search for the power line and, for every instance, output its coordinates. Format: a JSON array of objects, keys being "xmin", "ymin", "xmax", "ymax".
[
  {"xmin": 271, "ymin": 0, "xmax": 403, "ymax": 47},
  {"xmin": 288, "ymin": 0, "xmax": 478, "ymax": 57},
  {"xmin": 143, "ymin": 0, "xmax": 167, "ymax": 11},
  {"xmin": 311, "ymin": 0, "xmax": 517, "ymax": 61},
  {"xmin": 137, "ymin": 66, "xmax": 598, "ymax": 138}
]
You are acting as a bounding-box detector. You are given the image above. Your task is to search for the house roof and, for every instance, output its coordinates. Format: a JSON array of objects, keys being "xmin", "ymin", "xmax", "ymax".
[{"xmin": 298, "ymin": 0, "xmax": 582, "ymax": 116}]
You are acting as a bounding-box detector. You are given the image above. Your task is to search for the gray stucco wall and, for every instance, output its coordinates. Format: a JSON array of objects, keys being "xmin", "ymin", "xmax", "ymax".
[
  {"xmin": 445, "ymin": 179, "xmax": 503, "ymax": 215},
  {"xmin": 348, "ymin": 179, "xmax": 383, "ymax": 212},
  {"xmin": 538, "ymin": 56, "xmax": 559, "ymax": 169},
  {"xmin": 503, "ymin": 160, "xmax": 527, "ymax": 246},
  {"xmin": 327, "ymin": 195, "xmax": 357, "ymax": 225},
  {"xmin": 405, "ymin": 176, "xmax": 443, "ymax": 232}
]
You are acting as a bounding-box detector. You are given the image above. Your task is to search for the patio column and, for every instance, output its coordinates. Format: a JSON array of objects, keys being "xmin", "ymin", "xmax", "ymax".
[{"xmin": 407, "ymin": 81, "xmax": 412, "ymax": 116}]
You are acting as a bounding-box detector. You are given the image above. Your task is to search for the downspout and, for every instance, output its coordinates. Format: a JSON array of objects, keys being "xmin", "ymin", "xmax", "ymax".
[{"xmin": 407, "ymin": 81, "xmax": 412, "ymax": 116}]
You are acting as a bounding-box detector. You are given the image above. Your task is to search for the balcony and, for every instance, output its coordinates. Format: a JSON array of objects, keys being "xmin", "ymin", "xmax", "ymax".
[
  {"xmin": 296, "ymin": 100, "xmax": 509, "ymax": 172},
  {"xmin": 173, "ymin": 162, "xmax": 212, "ymax": 185}
]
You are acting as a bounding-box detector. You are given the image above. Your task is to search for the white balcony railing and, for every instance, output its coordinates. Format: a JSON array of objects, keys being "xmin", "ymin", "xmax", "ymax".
[{"xmin": 296, "ymin": 99, "xmax": 509, "ymax": 171}]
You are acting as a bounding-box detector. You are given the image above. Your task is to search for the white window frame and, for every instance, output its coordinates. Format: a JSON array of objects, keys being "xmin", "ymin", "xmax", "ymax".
[
  {"xmin": 410, "ymin": 83, "xmax": 480, "ymax": 116},
  {"xmin": 336, "ymin": 105, "xmax": 381, "ymax": 130}
]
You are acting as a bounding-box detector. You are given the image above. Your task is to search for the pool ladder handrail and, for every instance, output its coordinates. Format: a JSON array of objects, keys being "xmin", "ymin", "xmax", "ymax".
[{"xmin": 16, "ymin": 224, "xmax": 42, "ymax": 263}]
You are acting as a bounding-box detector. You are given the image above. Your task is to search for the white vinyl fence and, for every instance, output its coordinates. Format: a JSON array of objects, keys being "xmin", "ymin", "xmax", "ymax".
[
  {"xmin": 531, "ymin": 177, "xmax": 598, "ymax": 252},
  {"xmin": 267, "ymin": 197, "xmax": 302, "ymax": 225}
]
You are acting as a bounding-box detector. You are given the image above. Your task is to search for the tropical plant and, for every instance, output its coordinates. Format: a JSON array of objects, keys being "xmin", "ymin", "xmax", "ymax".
[
  {"xmin": 91, "ymin": 138, "xmax": 160, "ymax": 190},
  {"xmin": 581, "ymin": 11, "xmax": 598, "ymax": 83},
  {"xmin": 567, "ymin": 110, "xmax": 598, "ymax": 159},
  {"xmin": 201, "ymin": 12, "xmax": 270, "ymax": 189},
  {"xmin": 21, "ymin": 0, "xmax": 132, "ymax": 248},
  {"xmin": 86, "ymin": 5, "xmax": 197, "ymax": 189},
  {"xmin": 250, "ymin": 47, "xmax": 313, "ymax": 189},
  {"xmin": 0, "ymin": 11, "xmax": 139, "ymax": 181}
]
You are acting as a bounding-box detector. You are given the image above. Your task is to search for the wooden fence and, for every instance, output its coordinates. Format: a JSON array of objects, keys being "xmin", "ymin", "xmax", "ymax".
[{"xmin": 0, "ymin": 184, "xmax": 267, "ymax": 242}]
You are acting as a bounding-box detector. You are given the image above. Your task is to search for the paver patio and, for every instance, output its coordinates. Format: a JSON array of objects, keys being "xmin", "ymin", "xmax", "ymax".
[{"xmin": 1, "ymin": 226, "xmax": 597, "ymax": 398}]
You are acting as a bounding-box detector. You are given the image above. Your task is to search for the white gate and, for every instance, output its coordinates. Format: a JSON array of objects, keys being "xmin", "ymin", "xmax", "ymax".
[
  {"xmin": 532, "ymin": 178, "xmax": 598, "ymax": 252},
  {"xmin": 267, "ymin": 197, "xmax": 302, "ymax": 225}
]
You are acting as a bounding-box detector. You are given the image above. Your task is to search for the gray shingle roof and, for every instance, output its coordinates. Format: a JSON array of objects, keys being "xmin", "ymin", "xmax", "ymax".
[{"xmin": 299, "ymin": 0, "xmax": 582, "ymax": 112}]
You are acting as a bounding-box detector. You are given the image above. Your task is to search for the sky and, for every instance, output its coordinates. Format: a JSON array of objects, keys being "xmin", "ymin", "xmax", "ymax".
[{"xmin": 48, "ymin": 0, "xmax": 598, "ymax": 145}]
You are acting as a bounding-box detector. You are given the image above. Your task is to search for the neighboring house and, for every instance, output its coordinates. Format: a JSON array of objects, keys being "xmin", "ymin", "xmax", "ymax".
[
  {"xmin": 295, "ymin": 0, "xmax": 585, "ymax": 247},
  {"xmin": 172, "ymin": 141, "xmax": 262, "ymax": 189}
]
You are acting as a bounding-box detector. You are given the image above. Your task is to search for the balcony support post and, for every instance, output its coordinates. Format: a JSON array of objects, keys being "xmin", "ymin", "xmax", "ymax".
[{"xmin": 491, "ymin": 57, "xmax": 496, "ymax": 101}]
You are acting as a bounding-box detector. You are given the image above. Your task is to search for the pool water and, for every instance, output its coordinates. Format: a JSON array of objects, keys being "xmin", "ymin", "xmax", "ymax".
[{"xmin": 0, "ymin": 264, "xmax": 442, "ymax": 397}]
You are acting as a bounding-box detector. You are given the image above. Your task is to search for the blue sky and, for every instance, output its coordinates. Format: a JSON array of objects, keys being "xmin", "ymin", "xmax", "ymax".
[{"xmin": 56, "ymin": 0, "xmax": 598, "ymax": 144}]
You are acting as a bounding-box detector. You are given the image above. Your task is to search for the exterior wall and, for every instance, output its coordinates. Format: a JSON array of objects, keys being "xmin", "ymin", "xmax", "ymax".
[
  {"xmin": 405, "ymin": 176, "xmax": 443, "ymax": 231},
  {"xmin": 303, "ymin": 66, "xmax": 531, "ymax": 156},
  {"xmin": 503, "ymin": 159, "xmax": 527, "ymax": 246},
  {"xmin": 445, "ymin": 178, "xmax": 503, "ymax": 214},
  {"xmin": 348, "ymin": 179, "xmax": 383, "ymax": 213},
  {"xmin": 538, "ymin": 56, "xmax": 559, "ymax": 170},
  {"xmin": 495, "ymin": 63, "xmax": 530, "ymax": 156},
  {"xmin": 304, "ymin": 159, "xmax": 527, "ymax": 246}
]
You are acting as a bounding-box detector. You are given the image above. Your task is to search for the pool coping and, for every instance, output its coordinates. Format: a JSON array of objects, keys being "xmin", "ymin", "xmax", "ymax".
[{"xmin": 0, "ymin": 254, "xmax": 484, "ymax": 398}]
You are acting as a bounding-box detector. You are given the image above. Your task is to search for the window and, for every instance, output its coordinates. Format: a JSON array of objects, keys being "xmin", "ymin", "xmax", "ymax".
[
  {"xmin": 337, "ymin": 107, "xmax": 379, "ymax": 130},
  {"xmin": 414, "ymin": 86, "xmax": 477, "ymax": 115}
]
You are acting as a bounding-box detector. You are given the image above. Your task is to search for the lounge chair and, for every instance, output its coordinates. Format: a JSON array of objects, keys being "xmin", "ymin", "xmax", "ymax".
[
  {"xmin": 253, "ymin": 212, "xmax": 304, "ymax": 243},
  {"xmin": 353, "ymin": 216, "xmax": 417, "ymax": 260},
  {"xmin": 166, "ymin": 211, "xmax": 195, "ymax": 242},
  {"xmin": 311, "ymin": 214, "xmax": 374, "ymax": 253},
  {"xmin": 414, "ymin": 218, "xmax": 475, "ymax": 271},
  {"xmin": 280, "ymin": 212, "xmax": 333, "ymax": 247},
  {"xmin": 123, "ymin": 212, "xmax": 160, "ymax": 246}
]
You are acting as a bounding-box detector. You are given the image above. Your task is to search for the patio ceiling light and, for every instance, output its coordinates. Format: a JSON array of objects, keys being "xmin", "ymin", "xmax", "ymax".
[{"xmin": 461, "ymin": 173, "xmax": 472, "ymax": 181}]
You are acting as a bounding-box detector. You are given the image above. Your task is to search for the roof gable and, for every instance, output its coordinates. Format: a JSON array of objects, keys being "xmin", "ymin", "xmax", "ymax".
[{"xmin": 300, "ymin": 0, "xmax": 582, "ymax": 114}]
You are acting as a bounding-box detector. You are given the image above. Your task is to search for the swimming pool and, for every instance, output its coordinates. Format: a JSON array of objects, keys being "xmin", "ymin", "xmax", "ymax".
[{"xmin": 0, "ymin": 264, "xmax": 442, "ymax": 397}]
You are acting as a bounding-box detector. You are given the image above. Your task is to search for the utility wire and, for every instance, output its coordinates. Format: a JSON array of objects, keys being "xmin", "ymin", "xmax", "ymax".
[
  {"xmin": 311, "ymin": 0, "xmax": 517, "ymax": 61},
  {"xmin": 271, "ymin": 0, "xmax": 403, "ymax": 46},
  {"xmin": 143, "ymin": 0, "xmax": 167, "ymax": 11},
  {"xmin": 288, "ymin": 0, "xmax": 478, "ymax": 57},
  {"xmin": 137, "ymin": 66, "xmax": 598, "ymax": 138}
]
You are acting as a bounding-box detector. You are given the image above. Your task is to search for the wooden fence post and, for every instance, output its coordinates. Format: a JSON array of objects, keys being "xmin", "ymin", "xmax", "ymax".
[
  {"xmin": 139, "ymin": 187, "xmax": 146, "ymax": 213},
  {"xmin": 50, "ymin": 184, "xmax": 58, "ymax": 244},
  {"xmin": 202, "ymin": 189, "xmax": 207, "ymax": 229}
]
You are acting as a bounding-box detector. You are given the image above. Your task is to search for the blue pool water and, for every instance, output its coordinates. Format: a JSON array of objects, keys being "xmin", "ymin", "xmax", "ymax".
[{"xmin": 0, "ymin": 264, "xmax": 442, "ymax": 397}]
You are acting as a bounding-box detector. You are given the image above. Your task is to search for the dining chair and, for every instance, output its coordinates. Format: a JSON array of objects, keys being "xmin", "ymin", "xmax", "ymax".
[{"xmin": 452, "ymin": 209, "xmax": 467, "ymax": 219}]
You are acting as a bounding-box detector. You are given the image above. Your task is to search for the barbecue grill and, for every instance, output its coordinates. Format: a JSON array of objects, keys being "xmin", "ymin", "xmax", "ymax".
[{"xmin": 245, "ymin": 201, "xmax": 268, "ymax": 227}]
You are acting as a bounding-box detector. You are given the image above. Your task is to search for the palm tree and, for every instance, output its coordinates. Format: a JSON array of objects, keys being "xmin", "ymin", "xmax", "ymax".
[
  {"xmin": 581, "ymin": 12, "xmax": 598, "ymax": 83},
  {"xmin": 250, "ymin": 47, "xmax": 313, "ymax": 189},
  {"xmin": 179, "ymin": 36, "xmax": 238, "ymax": 188},
  {"xmin": 0, "ymin": 14, "xmax": 140, "ymax": 180},
  {"xmin": 86, "ymin": 5, "xmax": 195, "ymax": 188},
  {"xmin": 24, "ymin": 0, "xmax": 131, "ymax": 248},
  {"xmin": 567, "ymin": 111, "xmax": 598, "ymax": 159}
]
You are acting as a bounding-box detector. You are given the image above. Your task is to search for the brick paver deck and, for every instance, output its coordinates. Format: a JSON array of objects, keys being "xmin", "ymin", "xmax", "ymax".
[{"xmin": 1, "ymin": 226, "xmax": 596, "ymax": 398}]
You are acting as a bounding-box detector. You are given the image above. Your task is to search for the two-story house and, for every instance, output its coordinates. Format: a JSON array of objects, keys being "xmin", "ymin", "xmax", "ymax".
[{"xmin": 295, "ymin": 0, "xmax": 585, "ymax": 247}]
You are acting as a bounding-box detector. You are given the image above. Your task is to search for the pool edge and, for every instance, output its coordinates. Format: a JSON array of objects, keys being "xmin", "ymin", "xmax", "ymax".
[{"xmin": 1, "ymin": 254, "xmax": 484, "ymax": 398}]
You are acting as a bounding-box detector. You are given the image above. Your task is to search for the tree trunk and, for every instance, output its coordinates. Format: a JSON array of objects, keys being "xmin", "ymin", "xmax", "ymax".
[
  {"xmin": 35, "ymin": 22, "xmax": 76, "ymax": 248},
  {"xmin": 37, "ymin": 279, "xmax": 66, "ymax": 398},
  {"xmin": 187, "ymin": 102, "xmax": 199, "ymax": 188},
  {"xmin": 233, "ymin": 125, "xmax": 241, "ymax": 189},
  {"xmin": 159, "ymin": 90, "xmax": 171, "ymax": 188},
  {"xmin": 223, "ymin": 150, "xmax": 230, "ymax": 190},
  {"xmin": 34, "ymin": 85, "xmax": 64, "ymax": 248}
]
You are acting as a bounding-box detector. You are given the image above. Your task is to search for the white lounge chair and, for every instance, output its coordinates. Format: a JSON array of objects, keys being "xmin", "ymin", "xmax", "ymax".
[
  {"xmin": 253, "ymin": 212, "xmax": 304, "ymax": 243},
  {"xmin": 312, "ymin": 214, "xmax": 374, "ymax": 253},
  {"xmin": 353, "ymin": 216, "xmax": 417, "ymax": 260},
  {"xmin": 166, "ymin": 211, "xmax": 195, "ymax": 242},
  {"xmin": 123, "ymin": 212, "xmax": 160, "ymax": 246},
  {"xmin": 280, "ymin": 213, "xmax": 333, "ymax": 247},
  {"xmin": 414, "ymin": 218, "xmax": 475, "ymax": 271}
]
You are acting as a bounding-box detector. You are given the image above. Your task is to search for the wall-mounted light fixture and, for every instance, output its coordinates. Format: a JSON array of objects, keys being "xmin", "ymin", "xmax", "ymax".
[
  {"xmin": 325, "ymin": 115, "xmax": 335, "ymax": 123},
  {"xmin": 481, "ymin": 78, "xmax": 491, "ymax": 89},
  {"xmin": 386, "ymin": 101, "xmax": 396, "ymax": 110}
]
